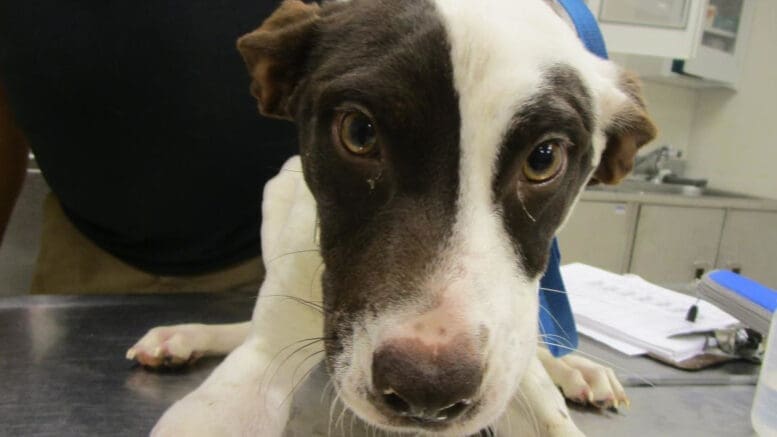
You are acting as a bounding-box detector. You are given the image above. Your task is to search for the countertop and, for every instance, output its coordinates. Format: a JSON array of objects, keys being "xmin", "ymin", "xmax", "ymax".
[
  {"xmin": 580, "ymin": 184, "xmax": 777, "ymax": 211},
  {"xmin": 0, "ymin": 293, "xmax": 762, "ymax": 436}
]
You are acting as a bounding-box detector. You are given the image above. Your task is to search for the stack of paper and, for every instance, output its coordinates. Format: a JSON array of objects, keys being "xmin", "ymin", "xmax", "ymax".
[
  {"xmin": 560, "ymin": 263, "xmax": 740, "ymax": 363},
  {"xmin": 698, "ymin": 271, "xmax": 777, "ymax": 335}
]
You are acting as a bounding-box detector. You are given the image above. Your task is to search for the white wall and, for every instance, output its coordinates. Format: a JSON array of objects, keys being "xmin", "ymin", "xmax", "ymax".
[
  {"xmin": 639, "ymin": 81, "xmax": 698, "ymax": 156},
  {"xmin": 684, "ymin": 0, "xmax": 777, "ymax": 199}
]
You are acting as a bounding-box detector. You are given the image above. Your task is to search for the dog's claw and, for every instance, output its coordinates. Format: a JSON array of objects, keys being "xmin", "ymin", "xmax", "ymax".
[
  {"xmin": 542, "ymin": 352, "xmax": 629, "ymax": 411},
  {"xmin": 127, "ymin": 325, "xmax": 205, "ymax": 369}
]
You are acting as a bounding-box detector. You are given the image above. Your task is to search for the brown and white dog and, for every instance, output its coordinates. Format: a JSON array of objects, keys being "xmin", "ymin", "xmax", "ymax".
[{"xmin": 128, "ymin": 0, "xmax": 655, "ymax": 435}]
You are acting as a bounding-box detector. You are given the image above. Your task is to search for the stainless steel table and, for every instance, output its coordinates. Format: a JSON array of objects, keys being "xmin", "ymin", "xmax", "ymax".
[{"xmin": 0, "ymin": 294, "xmax": 761, "ymax": 436}]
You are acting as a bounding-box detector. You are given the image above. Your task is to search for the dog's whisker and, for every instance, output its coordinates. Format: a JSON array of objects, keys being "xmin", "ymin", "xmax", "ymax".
[
  {"xmin": 537, "ymin": 333, "xmax": 576, "ymax": 348},
  {"xmin": 290, "ymin": 349, "xmax": 325, "ymax": 392},
  {"xmin": 539, "ymin": 340, "xmax": 655, "ymax": 388},
  {"xmin": 309, "ymin": 260, "xmax": 326, "ymax": 298},
  {"xmin": 501, "ymin": 400, "xmax": 514, "ymax": 437},
  {"xmin": 512, "ymin": 387, "xmax": 540, "ymax": 437},
  {"xmin": 256, "ymin": 291, "xmax": 324, "ymax": 307},
  {"xmin": 538, "ymin": 304, "xmax": 576, "ymax": 347},
  {"xmin": 335, "ymin": 395, "xmax": 350, "ymax": 433},
  {"xmin": 267, "ymin": 338, "xmax": 323, "ymax": 383},
  {"xmin": 256, "ymin": 293, "xmax": 324, "ymax": 313},
  {"xmin": 265, "ymin": 248, "xmax": 321, "ymax": 265},
  {"xmin": 328, "ymin": 392, "xmax": 341, "ymax": 437},
  {"xmin": 278, "ymin": 167, "xmax": 303, "ymax": 173},
  {"xmin": 517, "ymin": 189, "xmax": 537, "ymax": 223},
  {"xmin": 538, "ymin": 286, "xmax": 567, "ymax": 294},
  {"xmin": 321, "ymin": 378, "xmax": 334, "ymax": 405},
  {"xmin": 349, "ymin": 408, "xmax": 356, "ymax": 437},
  {"xmin": 280, "ymin": 350, "xmax": 325, "ymax": 407},
  {"xmin": 261, "ymin": 337, "xmax": 327, "ymax": 398}
]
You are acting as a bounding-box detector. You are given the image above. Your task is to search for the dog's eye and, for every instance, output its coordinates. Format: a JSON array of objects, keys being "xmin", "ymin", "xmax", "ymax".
[
  {"xmin": 522, "ymin": 140, "xmax": 566, "ymax": 182},
  {"xmin": 336, "ymin": 111, "xmax": 378, "ymax": 156}
]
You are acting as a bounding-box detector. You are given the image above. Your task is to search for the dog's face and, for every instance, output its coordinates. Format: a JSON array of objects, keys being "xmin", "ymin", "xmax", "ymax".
[{"xmin": 239, "ymin": 0, "xmax": 655, "ymax": 434}]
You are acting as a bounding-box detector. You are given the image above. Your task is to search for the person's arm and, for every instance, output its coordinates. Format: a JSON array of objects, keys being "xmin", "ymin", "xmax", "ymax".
[{"xmin": 0, "ymin": 82, "xmax": 30, "ymax": 246}]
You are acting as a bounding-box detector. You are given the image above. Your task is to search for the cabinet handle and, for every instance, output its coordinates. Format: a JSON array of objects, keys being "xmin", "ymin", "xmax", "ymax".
[
  {"xmin": 693, "ymin": 261, "xmax": 712, "ymax": 279},
  {"xmin": 726, "ymin": 262, "xmax": 742, "ymax": 275}
]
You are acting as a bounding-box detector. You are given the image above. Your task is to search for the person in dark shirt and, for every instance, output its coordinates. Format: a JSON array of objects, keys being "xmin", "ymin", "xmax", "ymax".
[{"xmin": 0, "ymin": 1, "xmax": 296, "ymax": 293}]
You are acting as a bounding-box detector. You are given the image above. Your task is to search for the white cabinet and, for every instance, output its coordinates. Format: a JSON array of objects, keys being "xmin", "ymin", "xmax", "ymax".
[
  {"xmin": 674, "ymin": 0, "xmax": 756, "ymax": 86},
  {"xmin": 557, "ymin": 201, "xmax": 638, "ymax": 273},
  {"xmin": 559, "ymin": 196, "xmax": 777, "ymax": 287},
  {"xmin": 587, "ymin": 0, "xmax": 707, "ymax": 59},
  {"xmin": 589, "ymin": 0, "xmax": 755, "ymax": 89},
  {"xmin": 629, "ymin": 205, "xmax": 725, "ymax": 283},
  {"xmin": 716, "ymin": 210, "xmax": 777, "ymax": 288}
]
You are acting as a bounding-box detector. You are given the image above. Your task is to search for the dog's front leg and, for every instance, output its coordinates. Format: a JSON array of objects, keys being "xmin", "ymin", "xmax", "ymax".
[
  {"xmin": 152, "ymin": 157, "xmax": 325, "ymax": 436},
  {"xmin": 502, "ymin": 356, "xmax": 585, "ymax": 437},
  {"xmin": 151, "ymin": 292, "xmax": 324, "ymax": 437}
]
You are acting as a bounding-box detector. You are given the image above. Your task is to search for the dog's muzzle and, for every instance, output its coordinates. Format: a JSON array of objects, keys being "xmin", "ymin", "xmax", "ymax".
[{"xmin": 367, "ymin": 307, "xmax": 485, "ymax": 426}]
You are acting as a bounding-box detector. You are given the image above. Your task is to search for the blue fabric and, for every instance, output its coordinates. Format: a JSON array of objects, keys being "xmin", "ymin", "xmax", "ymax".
[
  {"xmin": 539, "ymin": 239, "xmax": 578, "ymax": 357},
  {"xmin": 538, "ymin": 1, "xmax": 608, "ymax": 357}
]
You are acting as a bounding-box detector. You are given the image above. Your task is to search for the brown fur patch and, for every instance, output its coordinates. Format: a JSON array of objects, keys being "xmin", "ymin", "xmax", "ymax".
[
  {"xmin": 592, "ymin": 71, "xmax": 658, "ymax": 185},
  {"xmin": 236, "ymin": 0, "xmax": 321, "ymax": 119}
]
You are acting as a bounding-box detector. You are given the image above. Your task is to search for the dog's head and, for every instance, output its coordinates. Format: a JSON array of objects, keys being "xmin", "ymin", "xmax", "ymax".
[{"xmin": 239, "ymin": 0, "xmax": 655, "ymax": 434}]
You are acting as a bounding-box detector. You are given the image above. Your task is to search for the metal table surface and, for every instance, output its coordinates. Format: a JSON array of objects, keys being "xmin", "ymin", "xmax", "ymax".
[{"xmin": 0, "ymin": 293, "xmax": 761, "ymax": 436}]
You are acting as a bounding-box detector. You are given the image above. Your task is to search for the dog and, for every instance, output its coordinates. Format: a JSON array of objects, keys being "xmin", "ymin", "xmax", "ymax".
[{"xmin": 127, "ymin": 0, "xmax": 656, "ymax": 435}]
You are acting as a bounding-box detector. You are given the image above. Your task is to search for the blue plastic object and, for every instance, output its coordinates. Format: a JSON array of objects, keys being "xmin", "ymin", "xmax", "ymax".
[{"xmin": 708, "ymin": 270, "xmax": 777, "ymax": 313}]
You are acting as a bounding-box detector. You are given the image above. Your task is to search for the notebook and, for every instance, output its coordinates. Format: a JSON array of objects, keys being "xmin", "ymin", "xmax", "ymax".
[
  {"xmin": 698, "ymin": 270, "xmax": 777, "ymax": 335},
  {"xmin": 561, "ymin": 263, "xmax": 739, "ymax": 363}
]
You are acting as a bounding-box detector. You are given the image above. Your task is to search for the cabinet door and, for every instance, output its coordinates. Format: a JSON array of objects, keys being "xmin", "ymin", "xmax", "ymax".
[
  {"xmin": 557, "ymin": 201, "xmax": 637, "ymax": 273},
  {"xmin": 717, "ymin": 210, "xmax": 777, "ymax": 289},
  {"xmin": 629, "ymin": 205, "xmax": 725, "ymax": 283},
  {"xmin": 588, "ymin": 0, "xmax": 707, "ymax": 59},
  {"xmin": 681, "ymin": 0, "xmax": 756, "ymax": 86}
]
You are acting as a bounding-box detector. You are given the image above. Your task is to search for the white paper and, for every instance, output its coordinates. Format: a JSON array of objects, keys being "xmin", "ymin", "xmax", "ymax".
[
  {"xmin": 576, "ymin": 325, "xmax": 648, "ymax": 356},
  {"xmin": 560, "ymin": 263, "xmax": 739, "ymax": 361}
]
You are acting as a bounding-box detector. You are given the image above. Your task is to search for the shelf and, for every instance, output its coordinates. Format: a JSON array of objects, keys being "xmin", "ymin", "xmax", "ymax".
[{"xmin": 703, "ymin": 26, "xmax": 737, "ymax": 39}]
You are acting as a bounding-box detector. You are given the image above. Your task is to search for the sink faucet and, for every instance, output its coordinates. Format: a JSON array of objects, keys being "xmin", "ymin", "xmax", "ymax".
[{"xmin": 633, "ymin": 145, "xmax": 681, "ymax": 183}]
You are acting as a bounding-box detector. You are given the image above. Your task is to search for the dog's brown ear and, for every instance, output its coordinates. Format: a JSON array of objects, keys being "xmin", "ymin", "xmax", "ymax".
[
  {"xmin": 237, "ymin": 0, "xmax": 321, "ymax": 120},
  {"xmin": 592, "ymin": 71, "xmax": 658, "ymax": 185}
]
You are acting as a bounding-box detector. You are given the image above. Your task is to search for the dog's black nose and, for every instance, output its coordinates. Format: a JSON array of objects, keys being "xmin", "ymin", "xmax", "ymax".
[{"xmin": 371, "ymin": 338, "xmax": 482, "ymax": 423}]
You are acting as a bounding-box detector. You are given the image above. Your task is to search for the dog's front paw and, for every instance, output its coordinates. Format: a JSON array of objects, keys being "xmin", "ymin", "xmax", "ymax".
[
  {"xmin": 538, "ymin": 350, "xmax": 628, "ymax": 409},
  {"xmin": 545, "ymin": 353, "xmax": 628, "ymax": 409},
  {"xmin": 127, "ymin": 324, "xmax": 209, "ymax": 368}
]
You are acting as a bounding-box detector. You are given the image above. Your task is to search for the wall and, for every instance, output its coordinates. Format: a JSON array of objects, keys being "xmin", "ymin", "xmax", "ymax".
[
  {"xmin": 684, "ymin": 0, "xmax": 777, "ymax": 200},
  {"xmin": 639, "ymin": 81, "xmax": 698, "ymax": 156}
]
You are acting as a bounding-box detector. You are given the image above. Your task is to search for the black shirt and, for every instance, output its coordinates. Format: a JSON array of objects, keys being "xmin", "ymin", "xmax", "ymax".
[{"xmin": 0, "ymin": 1, "xmax": 296, "ymax": 275}]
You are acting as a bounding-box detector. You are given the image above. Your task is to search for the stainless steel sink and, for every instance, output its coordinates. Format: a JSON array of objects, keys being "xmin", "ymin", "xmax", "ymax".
[{"xmin": 587, "ymin": 179, "xmax": 754, "ymax": 198}]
